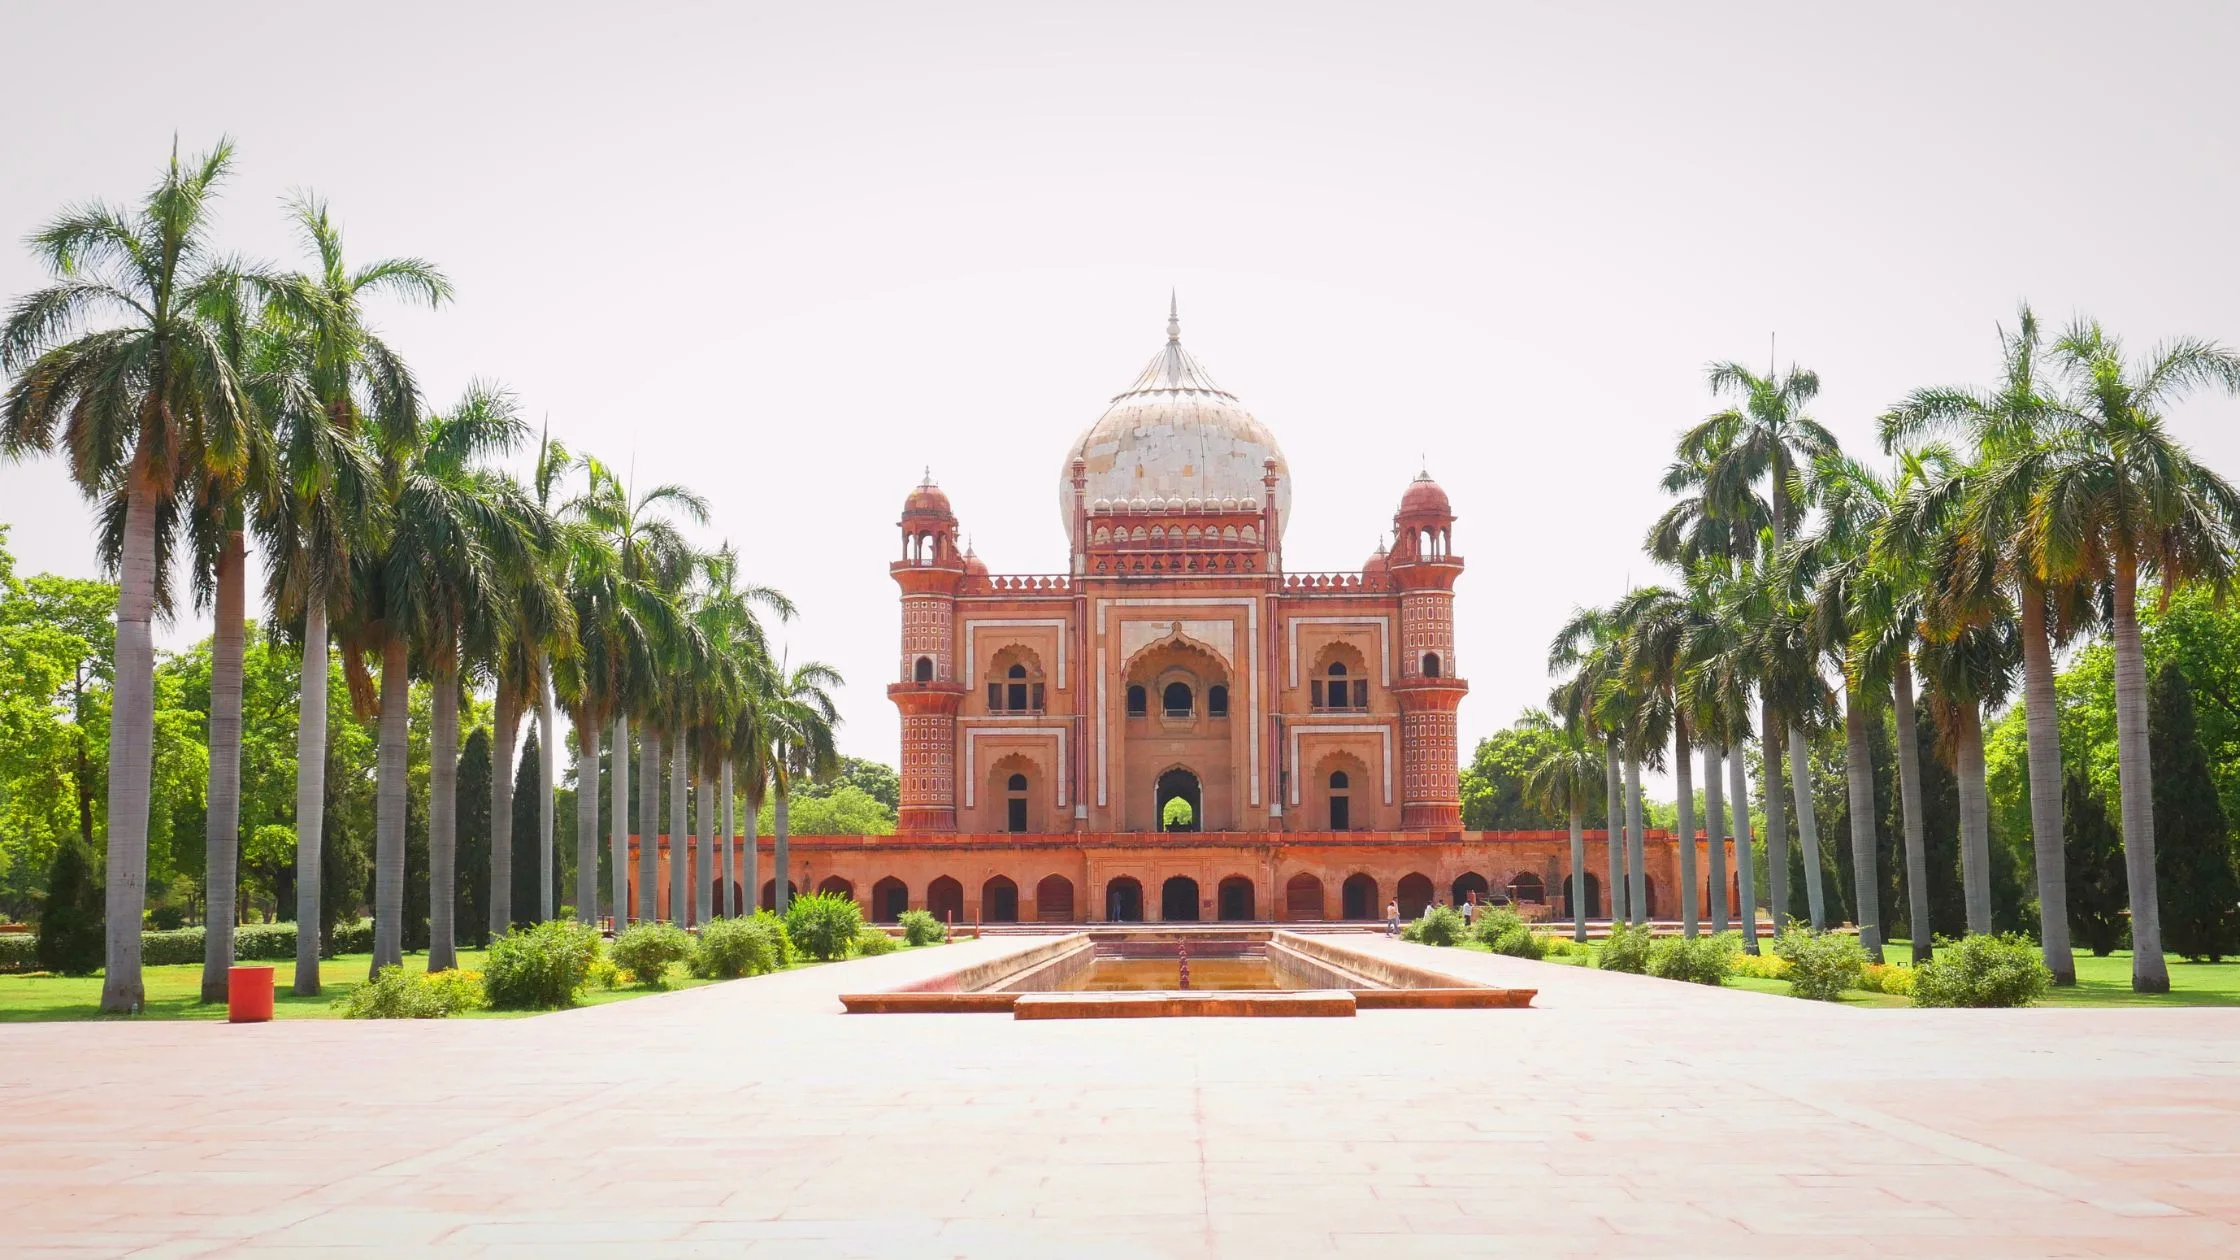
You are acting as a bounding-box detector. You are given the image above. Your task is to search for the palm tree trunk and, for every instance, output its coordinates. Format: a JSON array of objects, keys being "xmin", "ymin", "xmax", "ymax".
[
  {"xmin": 98, "ymin": 472, "xmax": 160, "ymax": 1014},
  {"xmin": 1624, "ymin": 752, "xmax": 1646, "ymax": 926},
  {"xmin": 745, "ymin": 789, "xmax": 762, "ymax": 916},
  {"xmin": 1727, "ymin": 743, "xmax": 1760, "ymax": 953},
  {"xmin": 610, "ymin": 714, "xmax": 629, "ymax": 928},
  {"xmin": 2018, "ymin": 581, "xmax": 2075, "ymax": 983},
  {"xmin": 2111, "ymin": 555, "xmax": 2168, "ymax": 991},
  {"xmin": 1956, "ymin": 700, "xmax": 1993, "ymax": 936},
  {"xmin": 1603, "ymin": 741, "xmax": 1623, "ymax": 922},
  {"xmin": 721, "ymin": 760, "xmax": 736, "ymax": 917},
  {"xmin": 1787, "ymin": 725, "xmax": 1827, "ymax": 931},
  {"xmin": 1703, "ymin": 742, "xmax": 1728, "ymax": 933},
  {"xmin": 636, "ymin": 728, "xmax": 659, "ymax": 923},
  {"xmin": 537, "ymin": 653, "xmax": 556, "ymax": 922},
  {"xmin": 774, "ymin": 789, "xmax": 793, "ymax": 915},
  {"xmin": 292, "ymin": 599, "xmax": 331, "ymax": 996},
  {"xmin": 1567, "ymin": 804, "xmax": 1587, "ymax": 943},
  {"xmin": 428, "ymin": 662, "xmax": 460, "ymax": 971},
  {"xmin": 371, "ymin": 636, "xmax": 409, "ymax": 975},
  {"xmin": 1760, "ymin": 699, "xmax": 1790, "ymax": 930},
  {"xmin": 1842, "ymin": 681, "xmax": 1883, "ymax": 962},
  {"xmin": 575, "ymin": 720, "xmax": 600, "ymax": 925},
  {"xmin": 1673, "ymin": 715, "xmax": 1697, "ymax": 937},
  {"xmin": 669, "ymin": 735, "xmax": 688, "ymax": 924},
  {"xmin": 490, "ymin": 688, "xmax": 521, "ymax": 937},
  {"xmin": 695, "ymin": 766, "xmax": 713, "ymax": 926},
  {"xmin": 199, "ymin": 526, "xmax": 246, "ymax": 1004},
  {"xmin": 1891, "ymin": 654, "xmax": 1933, "ymax": 963}
]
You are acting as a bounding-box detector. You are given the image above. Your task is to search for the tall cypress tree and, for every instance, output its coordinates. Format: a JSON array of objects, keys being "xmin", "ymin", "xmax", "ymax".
[
  {"xmin": 2150, "ymin": 663, "xmax": 2240, "ymax": 963},
  {"xmin": 511, "ymin": 726, "xmax": 541, "ymax": 929},
  {"xmin": 2063, "ymin": 772, "xmax": 2128, "ymax": 956},
  {"xmin": 455, "ymin": 729, "xmax": 492, "ymax": 948},
  {"xmin": 36, "ymin": 837, "xmax": 105, "ymax": 975}
]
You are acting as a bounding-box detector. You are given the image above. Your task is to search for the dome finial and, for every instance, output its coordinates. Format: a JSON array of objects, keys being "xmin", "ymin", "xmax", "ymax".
[{"xmin": 1167, "ymin": 290, "xmax": 1180, "ymax": 343}]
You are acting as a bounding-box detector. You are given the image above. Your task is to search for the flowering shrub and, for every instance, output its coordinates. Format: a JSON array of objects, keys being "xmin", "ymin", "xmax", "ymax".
[
  {"xmin": 1650, "ymin": 933, "xmax": 1738, "ymax": 985},
  {"xmin": 1911, "ymin": 934, "xmax": 2050, "ymax": 1008},
  {"xmin": 337, "ymin": 966, "xmax": 487, "ymax": 1018},
  {"xmin": 1771, "ymin": 925, "xmax": 1867, "ymax": 1001},
  {"xmin": 853, "ymin": 928, "xmax": 899, "ymax": 956}
]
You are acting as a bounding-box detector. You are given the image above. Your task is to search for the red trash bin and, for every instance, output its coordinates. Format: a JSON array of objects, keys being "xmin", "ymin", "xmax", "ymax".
[{"xmin": 227, "ymin": 965, "xmax": 275, "ymax": 1023}]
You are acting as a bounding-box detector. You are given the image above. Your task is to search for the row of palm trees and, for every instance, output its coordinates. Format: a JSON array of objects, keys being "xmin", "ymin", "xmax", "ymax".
[
  {"xmin": 1, "ymin": 141, "xmax": 841, "ymax": 1013},
  {"xmin": 1527, "ymin": 306, "xmax": 2240, "ymax": 992}
]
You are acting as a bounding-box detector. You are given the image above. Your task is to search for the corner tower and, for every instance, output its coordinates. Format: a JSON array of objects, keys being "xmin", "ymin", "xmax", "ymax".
[
  {"xmin": 1387, "ymin": 472, "xmax": 1468, "ymax": 829},
  {"xmin": 890, "ymin": 474, "xmax": 966, "ymax": 833}
]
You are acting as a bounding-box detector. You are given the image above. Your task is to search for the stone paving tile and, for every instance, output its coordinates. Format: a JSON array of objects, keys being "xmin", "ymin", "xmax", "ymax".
[{"xmin": 6, "ymin": 932, "xmax": 2240, "ymax": 1256}]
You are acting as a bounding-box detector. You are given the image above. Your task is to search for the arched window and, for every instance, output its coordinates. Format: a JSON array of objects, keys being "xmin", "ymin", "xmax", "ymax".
[
  {"xmin": 1162, "ymin": 681, "xmax": 1193, "ymax": 717},
  {"xmin": 1421, "ymin": 652, "xmax": 1441, "ymax": 678},
  {"xmin": 1312, "ymin": 654, "xmax": 1368, "ymax": 710},
  {"xmin": 1328, "ymin": 769, "xmax": 1351, "ymax": 830},
  {"xmin": 1006, "ymin": 662, "xmax": 1029, "ymax": 712},
  {"xmin": 1006, "ymin": 772, "xmax": 1028, "ymax": 832},
  {"xmin": 913, "ymin": 656, "xmax": 933, "ymax": 683},
  {"xmin": 1126, "ymin": 684, "xmax": 1148, "ymax": 717},
  {"xmin": 1329, "ymin": 770, "xmax": 1349, "ymax": 789},
  {"xmin": 1207, "ymin": 684, "xmax": 1228, "ymax": 717}
]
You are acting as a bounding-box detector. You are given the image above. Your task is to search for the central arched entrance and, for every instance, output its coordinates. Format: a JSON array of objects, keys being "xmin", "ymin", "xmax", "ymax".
[
  {"xmin": 1106, "ymin": 876, "xmax": 1144, "ymax": 922},
  {"xmin": 1156, "ymin": 767, "xmax": 1201, "ymax": 831},
  {"xmin": 1161, "ymin": 875, "xmax": 1201, "ymax": 921},
  {"xmin": 1217, "ymin": 876, "xmax": 1255, "ymax": 921}
]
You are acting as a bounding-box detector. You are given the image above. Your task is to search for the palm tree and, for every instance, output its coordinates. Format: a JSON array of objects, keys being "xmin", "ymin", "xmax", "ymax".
[
  {"xmin": 252, "ymin": 193, "xmax": 446, "ymax": 993},
  {"xmin": 1549, "ymin": 606, "xmax": 1628, "ymax": 923},
  {"xmin": 481, "ymin": 483, "xmax": 571, "ymax": 937},
  {"xmin": 2036, "ymin": 321, "xmax": 2240, "ymax": 992},
  {"xmin": 354, "ymin": 382, "xmax": 538, "ymax": 973},
  {"xmin": 3, "ymin": 141, "xmax": 261, "ymax": 1011},
  {"xmin": 694, "ymin": 544, "xmax": 792, "ymax": 917},
  {"xmin": 1680, "ymin": 359, "xmax": 1840, "ymax": 931},
  {"xmin": 1612, "ymin": 579, "xmax": 1722, "ymax": 936},
  {"xmin": 525, "ymin": 426, "xmax": 572, "ymax": 921},
  {"xmin": 1882, "ymin": 305, "xmax": 2079, "ymax": 980},
  {"xmin": 1523, "ymin": 714, "xmax": 1605, "ymax": 942},
  {"xmin": 1682, "ymin": 577, "xmax": 1763, "ymax": 951},
  {"xmin": 763, "ymin": 658, "xmax": 843, "ymax": 915}
]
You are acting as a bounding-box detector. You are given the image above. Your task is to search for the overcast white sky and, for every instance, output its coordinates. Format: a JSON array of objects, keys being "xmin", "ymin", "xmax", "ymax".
[{"xmin": 5, "ymin": 2, "xmax": 2240, "ymax": 785}]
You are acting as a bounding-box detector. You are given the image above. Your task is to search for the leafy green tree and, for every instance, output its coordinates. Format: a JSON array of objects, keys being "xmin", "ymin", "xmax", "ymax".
[
  {"xmin": 798, "ymin": 756, "xmax": 899, "ymax": 812},
  {"xmin": 2062, "ymin": 773, "xmax": 2127, "ymax": 957},
  {"xmin": 35, "ymin": 836, "xmax": 104, "ymax": 975},
  {"xmin": 2148, "ymin": 663, "xmax": 2240, "ymax": 962},
  {"xmin": 1161, "ymin": 795, "xmax": 1194, "ymax": 831},
  {"xmin": 1459, "ymin": 712, "xmax": 1595, "ymax": 830},
  {"xmin": 511, "ymin": 724, "xmax": 542, "ymax": 927},
  {"xmin": 752, "ymin": 785, "xmax": 895, "ymax": 836}
]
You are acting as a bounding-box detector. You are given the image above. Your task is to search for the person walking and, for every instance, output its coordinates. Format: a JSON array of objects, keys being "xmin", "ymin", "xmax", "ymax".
[
  {"xmin": 1385, "ymin": 898, "xmax": 1401, "ymax": 937},
  {"xmin": 1462, "ymin": 892, "xmax": 1477, "ymax": 928}
]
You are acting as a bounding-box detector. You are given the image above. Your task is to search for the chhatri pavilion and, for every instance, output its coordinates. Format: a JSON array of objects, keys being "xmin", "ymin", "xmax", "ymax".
[{"xmin": 769, "ymin": 304, "xmax": 1688, "ymax": 925}]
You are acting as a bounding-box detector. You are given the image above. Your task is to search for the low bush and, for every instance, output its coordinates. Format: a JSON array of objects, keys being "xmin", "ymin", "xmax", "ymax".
[
  {"xmin": 1409, "ymin": 905, "xmax": 1468, "ymax": 946},
  {"xmin": 1469, "ymin": 908, "xmax": 1547, "ymax": 959},
  {"xmin": 1541, "ymin": 935, "xmax": 1585, "ymax": 959},
  {"xmin": 140, "ymin": 927, "xmax": 205, "ymax": 966},
  {"xmin": 337, "ymin": 966, "xmax": 487, "ymax": 1018},
  {"xmin": 853, "ymin": 927, "xmax": 900, "ymax": 956},
  {"xmin": 1859, "ymin": 962, "xmax": 1917, "ymax": 996},
  {"xmin": 785, "ymin": 892, "xmax": 864, "ymax": 961},
  {"xmin": 1650, "ymin": 932, "xmax": 1738, "ymax": 985},
  {"xmin": 330, "ymin": 918, "xmax": 374, "ymax": 955},
  {"xmin": 0, "ymin": 933, "xmax": 37, "ymax": 972},
  {"xmin": 691, "ymin": 917, "xmax": 781, "ymax": 980},
  {"xmin": 1772, "ymin": 925, "xmax": 1867, "ymax": 1001},
  {"xmin": 609, "ymin": 921, "xmax": 694, "ymax": 989},
  {"xmin": 1598, "ymin": 923, "xmax": 1654, "ymax": 974},
  {"xmin": 146, "ymin": 903, "xmax": 189, "ymax": 931},
  {"xmin": 1911, "ymin": 933, "xmax": 2051, "ymax": 1008},
  {"xmin": 1729, "ymin": 950, "xmax": 1791, "ymax": 980},
  {"xmin": 897, "ymin": 908, "xmax": 948, "ymax": 947},
  {"xmin": 587, "ymin": 954, "xmax": 624, "ymax": 990},
  {"xmin": 484, "ymin": 919, "xmax": 601, "ymax": 1009},
  {"xmin": 232, "ymin": 921, "xmax": 299, "ymax": 961},
  {"xmin": 752, "ymin": 910, "xmax": 796, "ymax": 966}
]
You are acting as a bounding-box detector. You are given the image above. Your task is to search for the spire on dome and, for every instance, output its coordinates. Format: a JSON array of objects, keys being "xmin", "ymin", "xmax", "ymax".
[
  {"xmin": 1167, "ymin": 290, "xmax": 1179, "ymax": 344},
  {"xmin": 1115, "ymin": 295, "xmax": 1232, "ymax": 402}
]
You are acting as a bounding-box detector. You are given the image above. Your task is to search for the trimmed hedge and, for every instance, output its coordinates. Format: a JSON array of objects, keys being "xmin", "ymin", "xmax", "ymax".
[
  {"xmin": 1912, "ymin": 933, "xmax": 2050, "ymax": 1008},
  {"xmin": 0, "ymin": 919, "xmax": 378, "ymax": 973}
]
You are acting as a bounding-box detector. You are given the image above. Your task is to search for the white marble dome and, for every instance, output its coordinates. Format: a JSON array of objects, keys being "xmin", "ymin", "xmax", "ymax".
[{"xmin": 1060, "ymin": 303, "xmax": 1291, "ymax": 543}]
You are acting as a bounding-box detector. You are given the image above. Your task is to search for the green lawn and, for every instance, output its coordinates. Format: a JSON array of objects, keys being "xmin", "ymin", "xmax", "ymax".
[{"xmin": 1431, "ymin": 933, "xmax": 2240, "ymax": 1008}]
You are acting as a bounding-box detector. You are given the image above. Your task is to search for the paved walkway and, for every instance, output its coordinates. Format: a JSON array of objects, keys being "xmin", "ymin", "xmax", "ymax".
[{"xmin": 5, "ymin": 934, "xmax": 2238, "ymax": 1257}]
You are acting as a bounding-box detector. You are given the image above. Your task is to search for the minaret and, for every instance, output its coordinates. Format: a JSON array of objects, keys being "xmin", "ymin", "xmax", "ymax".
[
  {"xmin": 1388, "ymin": 472, "xmax": 1467, "ymax": 830},
  {"xmin": 889, "ymin": 473, "xmax": 966, "ymax": 833}
]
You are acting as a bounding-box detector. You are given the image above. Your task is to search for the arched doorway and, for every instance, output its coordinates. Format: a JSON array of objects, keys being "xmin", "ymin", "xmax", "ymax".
[
  {"xmin": 1217, "ymin": 876, "xmax": 1255, "ymax": 921},
  {"xmin": 1641, "ymin": 876, "xmax": 1657, "ymax": 919},
  {"xmin": 1156, "ymin": 767, "xmax": 1201, "ymax": 832},
  {"xmin": 1341, "ymin": 873, "xmax": 1379, "ymax": 920},
  {"xmin": 1508, "ymin": 872, "xmax": 1547, "ymax": 905},
  {"xmin": 926, "ymin": 876, "xmax": 964, "ymax": 924},
  {"xmin": 816, "ymin": 875, "xmax": 855, "ymax": 900},
  {"xmin": 1106, "ymin": 876, "xmax": 1144, "ymax": 922},
  {"xmin": 1563, "ymin": 871, "xmax": 1602, "ymax": 918},
  {"xmin": 1005, "ymin": 772, "xmax": 1029, "ymax": 833},
  {"xmin": 1397, "ymin": 873, "xmax": 1435, "ymax": 918},
  {"xmin": 1035, "ymin": 875, "xmax": 1075, "ymax": 922},
  {"xmin": 1451, "ymin": 872, "xmax": 1489, "ymax": 908},
  {"xmin": 759, "ymin": 879, "xmax": 798, "ymax": 912},
  {"xmin": 1285, "ymin": 873, "xmax": 1325, "ymax": 920},
  {"xmin": 1161, "ymin": 876, "xmax": 1201, "ymax": 921},
  {"xmin": 871, "ymin": 876, "xmax": 909, "ymax": 922},
  {"xmin": 982, "ymin": 875, "xmax": 1019, "ymax": 923}
]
